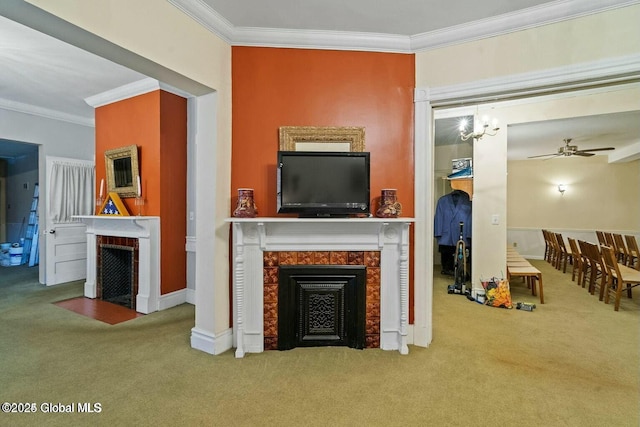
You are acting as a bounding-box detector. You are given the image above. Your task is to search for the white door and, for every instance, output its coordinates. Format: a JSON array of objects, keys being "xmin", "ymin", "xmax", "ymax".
[{"xmin": 44, "ymin": 156, "xmax": 94, "ymax": 286}]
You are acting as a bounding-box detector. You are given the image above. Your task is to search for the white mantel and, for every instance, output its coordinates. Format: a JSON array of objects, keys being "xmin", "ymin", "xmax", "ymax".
[
  {"xmin": 74, "ymin": 216, "xmax": 160, "ymax": 314},
  {"xmin": 224, "ymin": 217, "xmax": 414, "ymax": 358}
]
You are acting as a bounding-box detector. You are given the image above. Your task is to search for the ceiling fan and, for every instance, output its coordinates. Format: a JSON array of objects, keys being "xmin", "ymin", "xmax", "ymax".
[{"xmin": 528, "ymin": 138, "xmax": 615, "ymax": 159}]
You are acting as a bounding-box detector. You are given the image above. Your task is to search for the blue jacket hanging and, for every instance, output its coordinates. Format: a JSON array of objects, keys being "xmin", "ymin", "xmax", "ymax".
[{"xmin": 434, "ymin": 190, "xmax": 472, "ymax": 246}]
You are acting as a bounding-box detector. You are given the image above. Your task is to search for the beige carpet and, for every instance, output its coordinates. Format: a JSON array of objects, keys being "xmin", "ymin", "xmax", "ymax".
[{"xmin": 0, "ymin": 260, "xmax": 638, "ymax": 426}]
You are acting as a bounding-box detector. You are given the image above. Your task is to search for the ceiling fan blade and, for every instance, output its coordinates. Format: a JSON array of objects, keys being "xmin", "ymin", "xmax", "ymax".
[
  {"xmin": 542, "ymin": 154, "xmax": 564, "ymax": 160},
  {"xmin": 527, "ymin": 153, "xmax": 558, "ymax": 159},
  {"xmin": 579, "ymin": 147, "xmax": 615, "ymax": 152},
  {"xmin": 573, "ymin": 151, "xmax": 595, "ymax": 157}
]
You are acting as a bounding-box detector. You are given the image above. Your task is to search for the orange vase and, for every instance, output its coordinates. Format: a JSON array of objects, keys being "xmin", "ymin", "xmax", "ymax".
[
  {"xmin": 233, "ymin": 188, "xmax": 258, "ymax": 218},
  {"xmin": 376, "ymin": 189, "xmax": 402, "ymax": 218}
]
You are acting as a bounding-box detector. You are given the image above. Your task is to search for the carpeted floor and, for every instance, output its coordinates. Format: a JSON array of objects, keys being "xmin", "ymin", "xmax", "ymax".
[{"xmin": 0, "ymin": 260, "xmax": 638, "ymax": 426}]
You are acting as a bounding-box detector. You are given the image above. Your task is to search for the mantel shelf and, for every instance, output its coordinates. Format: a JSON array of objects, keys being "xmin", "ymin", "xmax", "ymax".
[{"xmin": 225, "ymin": 217, "xmax": 414, "ymax": 223}]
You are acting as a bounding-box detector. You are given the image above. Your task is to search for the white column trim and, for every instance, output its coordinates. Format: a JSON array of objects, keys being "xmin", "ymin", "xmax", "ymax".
[
  {"xmin": 412, "ymin": 89, "xmax": 433, "ymax": 348},
  {"xmin": 191, "ymin": 92, "xmax": 231, "ymax": 355}
]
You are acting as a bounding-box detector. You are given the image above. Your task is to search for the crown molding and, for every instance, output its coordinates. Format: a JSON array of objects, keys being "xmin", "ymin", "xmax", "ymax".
[
  {"xmin": 422, "ymin": 53, "xmax": 640, "ymax": 106},
  {"xmin": 167, "ymin": 0, "xmax": 233, "ymax": 43},
  {"xmin": 410, "ymin": 0, "xmax": 640, "ymax": 52},
  {"xmin": 0, "ymin": 97, "xmax": 94, "ymax": 127},
  {"xmin": 168, "ymin": 0, "xmax": 640, "ymax": 53},
  {"xmin": 84, "ymin": 78, "xmax": 191, "ymax": 108},
  {"xmin": 232, "ymin": 27, "xmax": 411, "ymax": 53}
]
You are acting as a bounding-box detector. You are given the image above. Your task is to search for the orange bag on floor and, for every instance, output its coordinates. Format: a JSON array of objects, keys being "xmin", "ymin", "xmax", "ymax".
[{"xmin": 482, "ymin": 277, "xmax": 513, "ymax": 309}]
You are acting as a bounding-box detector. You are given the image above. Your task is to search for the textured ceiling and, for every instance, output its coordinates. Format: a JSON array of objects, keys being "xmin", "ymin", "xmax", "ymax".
[{"xmin": 201, "ymin": 0, "xmax": 554, "ymax": 35}]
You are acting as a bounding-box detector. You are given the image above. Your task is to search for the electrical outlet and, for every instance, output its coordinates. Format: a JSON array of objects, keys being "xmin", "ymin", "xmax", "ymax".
[
  {"xmin": 23, "ymin": 182, "xmax": 29, "ymax": 190},
  {"xmin": 491, "ymin": 214, "xmax": 499, "ymax": 225}
]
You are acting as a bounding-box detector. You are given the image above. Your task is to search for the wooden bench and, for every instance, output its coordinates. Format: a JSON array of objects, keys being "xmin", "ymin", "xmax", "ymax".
[
  {"xmin": 507, "ymin": 266, "xmax": 544, "ymax": 304},
  {"xmin": 506, "ymin": 248, "xmax": 545, "ymax": 304}
]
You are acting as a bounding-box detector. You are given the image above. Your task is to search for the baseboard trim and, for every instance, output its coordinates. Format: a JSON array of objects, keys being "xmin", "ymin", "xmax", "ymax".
[
  {"xmin": 158, "ymin": 288, "xmax": 187, "ymax": 310},
  {"xmin": 185, "ymin": 288, "xmax": 196, "ymax": 305},
  {"xmin": 191, "ymin": 327, "xmax": 233, "ymax": 355}
]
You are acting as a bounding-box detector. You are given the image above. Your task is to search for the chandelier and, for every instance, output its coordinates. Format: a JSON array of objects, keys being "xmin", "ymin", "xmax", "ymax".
[{"xmin": 459, "ymin": 116, "xmax": 500, "ymax": 141}]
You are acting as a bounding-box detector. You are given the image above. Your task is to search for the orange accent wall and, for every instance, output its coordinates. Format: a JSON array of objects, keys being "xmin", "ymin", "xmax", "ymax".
[
  {"xmin": 159, "ymin": 91, "xmax": 188, "ymax": 294},
  {"xmin": 231, "ymin": 47, "xmax": 415, "ymax": 321},
  {"xmin": 95, "ymin": 90, "xmax": 187, "ymax": 295}
]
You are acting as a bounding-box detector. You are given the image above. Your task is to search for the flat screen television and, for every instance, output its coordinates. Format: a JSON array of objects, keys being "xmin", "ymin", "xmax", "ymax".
[{"xmin": 277, "ymin": 151, "xmax": 370, "ymax": 217}]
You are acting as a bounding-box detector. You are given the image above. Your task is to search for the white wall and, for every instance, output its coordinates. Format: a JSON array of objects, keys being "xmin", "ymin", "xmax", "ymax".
[
  {"xmin": 0, "ymin": 109, "xmax": 95, "ymax": 212},
  {"xmin": 0, "ymin": 107, "xmax": 95, "ymax": 279},
  {"xmin": 508, "ymin": 156, "xmax": 640, "ymax": 230},
  {"xmin": 416, "ymin": 5, "xmax": 640, "ymax": 87},
  {"xmin": 0, "ymin": 109, "xmax": 94, "ymax": 159}
]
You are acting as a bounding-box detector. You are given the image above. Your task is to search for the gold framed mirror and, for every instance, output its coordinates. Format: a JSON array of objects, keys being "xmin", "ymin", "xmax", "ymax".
[
  {"xmin": 279, "ymin": 126, "xmax": 365, "ymax": 152},
  {"xmin": 105, "ymin": 145, "xmax": 139, "ymax": 198}
]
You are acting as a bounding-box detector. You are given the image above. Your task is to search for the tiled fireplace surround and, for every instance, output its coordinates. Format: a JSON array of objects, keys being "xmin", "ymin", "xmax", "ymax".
[
  {"xmin": 263, "ymin": 250, "xmax": 381, "ymax": 350},
  {"xmin": 228, "ymin": 218, "xmax": 413, "ymax": 358}
]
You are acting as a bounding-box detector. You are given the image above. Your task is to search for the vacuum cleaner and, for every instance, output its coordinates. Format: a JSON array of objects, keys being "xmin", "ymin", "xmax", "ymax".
[{"xmin": 447, "ymin": 222, "xmax": 470, "ymax": 296}]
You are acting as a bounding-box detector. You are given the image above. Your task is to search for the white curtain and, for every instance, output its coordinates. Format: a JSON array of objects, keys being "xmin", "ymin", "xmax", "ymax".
[{"xmin": 49, "ymin": 161, "xmax": 94, "ymax": 223}]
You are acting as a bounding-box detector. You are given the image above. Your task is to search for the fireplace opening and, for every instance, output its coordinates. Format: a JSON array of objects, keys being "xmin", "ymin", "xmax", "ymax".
[
  {"xmin": 278, "ymin": 265, "xmax": 366, "ymax": 350},
  {"xmin": 99, "ymin": 244, "xmax": 136, "ymax": 309}
]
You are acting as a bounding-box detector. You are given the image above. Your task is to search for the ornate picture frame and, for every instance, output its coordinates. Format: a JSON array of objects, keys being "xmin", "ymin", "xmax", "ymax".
[
  {"xmin": 104, "ymin": 145, "xmax": 139, "ymax": 198},
  {"xmin": 278, "ymin": 126, "xmax": 365, "ymax": 152}
]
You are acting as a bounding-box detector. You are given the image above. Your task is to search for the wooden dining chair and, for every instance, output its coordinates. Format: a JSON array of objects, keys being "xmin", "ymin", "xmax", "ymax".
[
  {"xmin": 577, "ymin": 240, "xmax": 592, "ymax": 289},
  {"xmin": 567, "ymin": 237, "xmax": 583, "ymax": 287},
  {"xmin": 542, "ymin": 230, "xmax": 550, "ymax": 263},
  {"xmin": 543, "ymin": 230, "xmax": 557, "ymax": 265},
  {"xmin": 613, "ymin": 233, "xmax": 629, "ymax": 264},
  {"xmin": 601, "ymin": 245, "xmax": 640, "ymax": 311},
  {"xmin": 624, "ymin": 235, "xmax": 639, "ymax": 270},
  {"xmin": 603, "ymin": 232, "xmax": 616, "ymax": 251},
  {"xmin": 595, "ymin": 230, "xmax": 607, "ymax": 247},
  {"xmin": 554, "ymin": 233, "xmax": 572, "ymax": 273},
  {"xmin": 584, "ymin": 241, "xmax": 607, "ymax": 300}
]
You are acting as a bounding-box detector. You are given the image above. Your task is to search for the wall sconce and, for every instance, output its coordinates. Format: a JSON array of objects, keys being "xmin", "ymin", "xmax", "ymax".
[
  {"xmin": 557, "ymin": 184, "xmax": 566, "ymax": 195},
  {"xmin": 459, "ymin": 115, "xmax": 500, "ymax": 141}
]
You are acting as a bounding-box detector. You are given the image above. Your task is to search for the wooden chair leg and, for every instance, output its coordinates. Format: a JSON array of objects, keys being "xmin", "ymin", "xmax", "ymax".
[
  {"xmin": 615, "ymin": 283, "xmax": 623, "ymax": 311},
  {"xmin": 537, "ymin": 274, "xmax": 544, "ymax": 304}
]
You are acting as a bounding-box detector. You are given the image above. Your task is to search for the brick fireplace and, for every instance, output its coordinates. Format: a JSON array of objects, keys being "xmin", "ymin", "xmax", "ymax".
[{"xmin": 75, "ymin": 216, "xmax": 161, "ymax": 314}]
